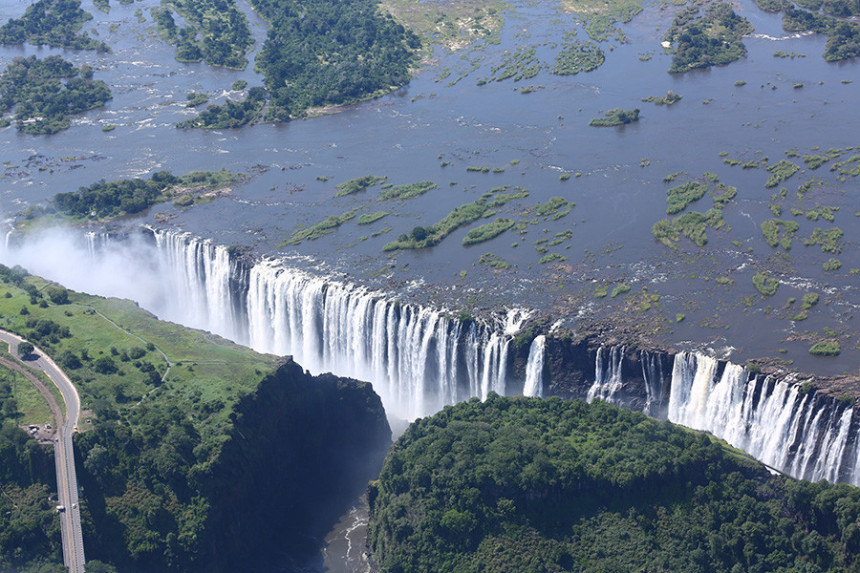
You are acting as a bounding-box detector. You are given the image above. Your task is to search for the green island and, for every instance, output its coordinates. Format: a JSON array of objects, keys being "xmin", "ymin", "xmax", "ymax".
[
  {"xmin": 252, "ymin": 0, "xmax": 420, "ymax": 121},
  {"xmin": 462, "ymin": 218, "xmax": 515, "ymax": 246},
  {"xmin": 652, "ymin": 175, "xmax": 736, "ymax": 248},
  {"xmin": 369, "ymin": 396, "xmax": 860, "ymax": 572},
  {"xmin": 379, "ymin": 0, "xmax": 504, "ymax": 49},
  {"xmin": 552, "ymin": 39, "xmax": 605, "ymax": 76},
  {"xmin": 765, "ymin": 159, "xmax": 801, "ymax": 188},
  {"xmin": 176, "ymin": 87, "xmax": 266, "ymax": 129},
  {"xmin": 336, "ymin": 175, "xmax": 387, "ymax": 198},
  {"xmin": 383, "ymin": 187, "xmax": 529, "ymax": 252},
  {"xmin": 0, "ymin": 266, "xmax": 390, "ymax": 571},
  {"xmin": 379, "ymin": 181, "xmax": 438, "ymax": 201},
  {"xmin": 358, "ymin": 211, "xmax": 391, "ymax": 225},
  {"xmin": 753, "ymin": 271, "xmax": 779, "ymax": 296},
  {"xmin": 154, "ymin": 0, "xmax": 254, "ymax": 69},
  {"xmin": 589, "ymin": 108, "xmax": 640, "ymax": 127},
  {"xmin": 185, "ymin": 92, "xmax": 209, "ymax": 108},
  {"xmin": 761, "ymin": 218, "xmax": 800, "ymax": 250},
  {"xmin": 642, "ymin": 90, "xmax": 682, "ymax": 105},
  {"xmin": 0, "ymin": 55, "xmax": 112, "ymax": 135},
  {"xmin": 761, "ymin": 1, "xmax": 860, "ymax": 62},
  {"xmin": 560, "ymin": 0, "xmax": 643, "ymax": 42},
  {"xmin": 282, "ymin": 211, "xmax": 357, "ymax": 246},
  {"xmin": 18, "ymin": 170, "xmax": 239, "ymax": 228},
  {"xmin": 0, "ymin": 0, "xmax": 110, "ymax": 52},
  {"xmin": 664, "ymin": 3, "xmax": 753, "ymax": 73}
]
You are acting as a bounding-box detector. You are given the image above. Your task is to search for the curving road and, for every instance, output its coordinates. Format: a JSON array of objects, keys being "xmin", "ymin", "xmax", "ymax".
[{"xmin": 0, "ymin": 330, "xmax": 85, "ymax": 573}]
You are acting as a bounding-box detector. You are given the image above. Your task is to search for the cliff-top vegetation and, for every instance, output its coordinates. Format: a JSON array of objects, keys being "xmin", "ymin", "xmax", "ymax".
[
  {"xmin": 369, "ymin": 395, "xmax": 860, "ymax": 572},
  {"xmin": 0, "ymin": 265, "xmax": 390, "ymax": 571}
]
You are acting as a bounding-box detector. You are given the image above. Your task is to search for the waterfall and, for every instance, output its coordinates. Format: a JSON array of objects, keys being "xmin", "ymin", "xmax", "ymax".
[
  {"xmin": 666, "ymin": 351, "xmax": 859, "ymax": 485},
  {"xmin": 640, "ymin": 350, "xmax": 666, "ymax": 416},
  {"xmin": 144, "ymin": 229, "xmax": 522, "ymax": 420},
  {"xmin": 522, "ymin": 335, "xmax": 546, "ymax": 397},
  {"xmin": 586, "ymin": 345, "xmax": 625, "ymax": 403}
]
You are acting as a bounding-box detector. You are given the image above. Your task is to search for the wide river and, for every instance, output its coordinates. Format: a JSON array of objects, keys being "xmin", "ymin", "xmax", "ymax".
[{"xmin": 1, "ymin": 0, "xmax": 858, "ymax": 374}]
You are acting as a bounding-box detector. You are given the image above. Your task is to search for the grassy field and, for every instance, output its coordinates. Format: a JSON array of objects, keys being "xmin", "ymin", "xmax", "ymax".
[
  {"xmin": 380, "ymin": 0, "xmax": 507, "ymax": 50},
  {"xmin": 0, "ymin": 270, "xmax": 279, "ymax": 437}
]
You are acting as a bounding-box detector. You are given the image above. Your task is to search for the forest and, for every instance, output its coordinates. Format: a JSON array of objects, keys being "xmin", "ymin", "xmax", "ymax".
[
  {"xmin": 665, "ymin": 2, "xmax": 753, "ymax": 72},
  {"xmin": 0, "ymin": 370, "xmax": 63, "ymax": 572},
  {"xmin": 250, "ymin": 0, "xmax": 421, "ymax": 119},
  {"xmin": 46, "ymin": 170, "xmax": 237, "ymax": 220},
  {"xmin": 0, "ymin": 270, "xmax": 390, "ymax": 571},
  {"xmin": 0, "ymin": 0, "xmax": 109, "ymax": 52},
  {"xmin": 176, "ymin": 87, "xmax": 266, "ymax": 129},
  {"xmin": 0, "ymin": 55, "xmax": 111, "ymax": 135},
  {"xmin": 155, "ymin": 0, "xmax": 254, "ymax": 69},
  {"xmin": 369, "ymin": 395, "xmax": 860, "ymax": 572}
]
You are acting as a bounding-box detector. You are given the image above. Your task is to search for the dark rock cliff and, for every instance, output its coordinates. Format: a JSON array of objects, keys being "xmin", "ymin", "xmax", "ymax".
[{"xmin": 198, "ymin": 359, "xmax": 392, "ymax": 571}]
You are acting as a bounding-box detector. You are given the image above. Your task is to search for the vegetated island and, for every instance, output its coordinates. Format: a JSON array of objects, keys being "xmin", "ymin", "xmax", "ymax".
[
  {"xmin": 152, "ymin": 0, "xmax": 253, "ymax": 69},
  {"xmin": 754, "ymin": 0, "xmax": 860, "ymax": 62},
  {"xmin": 180, "ymin": 0, "xmax": 421, "ymax": 128},
  {"xmin": 0, "ymin": 55, "xmax": 112, "ymax": 135},
  {"xmin": 0, "ymin": 0, "xmax": 110, "ymax": 52},
  {"xmin": 369, "ymin": 394, "xmax": 860, "ymax": 572},
  {"xmin": 589, "ymin": 107, "xmax": 640, "ymax": 127},
  {"xmin": 0, "ymin": 266, "xmax": 391, "ymax": 571},
  {"xmin": 16, "ymin": 169, "xmax": 242, "ymax": 229},
  {"xmin": 663, "ymin": 2, "xmax": 754, "ymax": 73}
]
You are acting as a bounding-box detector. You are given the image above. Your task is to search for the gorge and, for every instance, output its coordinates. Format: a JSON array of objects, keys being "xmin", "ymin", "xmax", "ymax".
[{"xmin": 8, "ymin": 226, "xmax": 858, "ymax": 488}]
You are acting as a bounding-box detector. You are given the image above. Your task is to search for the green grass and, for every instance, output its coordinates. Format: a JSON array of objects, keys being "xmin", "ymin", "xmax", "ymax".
[
  {"xmin": 801, "ymin": 292, "xmax": 819, "ymax": 310},
  {"xmin": 666, "ymin": 181, "xmax": 708, "ymax": 215},
  {"xmin": 358, "ymin": 211, "xmax": 390, "ymax": 225},
  {"xmin": 0, "ymin": 360, "xmax": 54, "ymax": 425},
  {"xmin": 281, "ymin": 211, "xmax": 356, "ymax": 246},
  {"xmin": 335, "ymin": 175, "xmax": 386, "ymax": 197},
  {"xmin": 809, "ymin": 340, "xmax": 840, "ymax": 356},
  {"xmin": 538, "ymin": 253, "xmax": 567, "ymax": 264},
  {"xmin": 752, "ymin": 272, "xmax": 779, "ymax": 296},
  {"xmin": 379, "ymin": 181, "xmax": 437, "ymax": 201},
  {"xmin": 765, "ymin": 160, "xmax": 800, "ymax": 188},
  {"xmin": 462, "ymin": 218, "xmax": 515, "ymax": 246},
  {"xmin": 0, "ymin": 271, "xmax": 277, "ymax": 434}
]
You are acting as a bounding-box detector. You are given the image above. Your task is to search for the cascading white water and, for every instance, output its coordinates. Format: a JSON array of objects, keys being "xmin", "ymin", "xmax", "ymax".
[
  {"xmin": 640, "ymin": 350, "xmax": 666, "ymax": 416},
  {"xmin": 24, "ymin": 226, "xmax": 860, "ymax": 486},
  {"xmin": 666, "ymin": 350, "xmax": 859, "ymax": 485},
  {"xmin": 149, "ymin": 230, "xmax": 523, "ymax": 420},
  {"xmin": 586, "ymin": 345, "xmax": 625, "ymax": 403},
  {"xmin": 522, "ymin": 335, "xmax": 546, "ymax": 397}
]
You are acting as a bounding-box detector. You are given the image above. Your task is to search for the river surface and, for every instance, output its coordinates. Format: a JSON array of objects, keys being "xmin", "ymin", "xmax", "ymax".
[
  {"xmin": 2, "ymin": 0, "xmax": 858, "ymax": 378},
  {"xmin": 1, "ymin": 0, "xmax": 859, "ymax": 569}
]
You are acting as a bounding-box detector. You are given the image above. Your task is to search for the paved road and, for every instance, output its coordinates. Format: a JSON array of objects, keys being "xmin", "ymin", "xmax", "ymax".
[{"xmin": 0, "ymin": 330, "xmax": 85, "ymax": 573}]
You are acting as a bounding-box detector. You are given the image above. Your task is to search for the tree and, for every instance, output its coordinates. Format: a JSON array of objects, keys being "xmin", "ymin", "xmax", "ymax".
[{"xmin": 17, "ymin": 342, "xmax": 34, "ymax": 358}]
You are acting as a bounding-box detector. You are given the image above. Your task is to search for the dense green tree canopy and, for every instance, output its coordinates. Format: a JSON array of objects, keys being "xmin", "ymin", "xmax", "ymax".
[
  {"xmin": 0, "ymin": 0, "xmax": 109, "ymax": 52},
  {"xmin": 0, "ymin": 55, "xmax": 111, "ymax": 135},
  {"xmin": 369, "ymin": 395, "xmax": 860, "ymax": 573}
]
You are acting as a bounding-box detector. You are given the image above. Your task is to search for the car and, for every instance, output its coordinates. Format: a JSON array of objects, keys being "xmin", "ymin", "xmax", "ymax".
[
  {"xmin": 56, "ymin": 505, "xmax": 65, "ymax": 512},
  {"xmin": 72, "ymin": 503, "xmax": 77, "ymax": 509}
]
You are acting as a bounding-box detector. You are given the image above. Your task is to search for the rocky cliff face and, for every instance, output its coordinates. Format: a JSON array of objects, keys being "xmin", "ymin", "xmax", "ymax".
[{"xmin": 198, "ymin": 359, "xmax": 391, "ymax": 571}]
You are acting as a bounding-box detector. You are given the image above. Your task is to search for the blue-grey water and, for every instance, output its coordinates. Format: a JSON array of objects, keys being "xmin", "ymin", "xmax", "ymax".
[
  {"xmin": 0, "ymin": 1, "xmax": 858, "ymax": 370},
  {"xmin": 1, "ymin": 0, "xmax": 859, "ymax": 570}
]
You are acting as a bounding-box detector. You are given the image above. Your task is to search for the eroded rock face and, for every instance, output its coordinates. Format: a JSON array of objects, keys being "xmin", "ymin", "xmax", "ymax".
[{"xmin": 199, "ymin": 359, "xmax": 392, "ymax": 572}]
